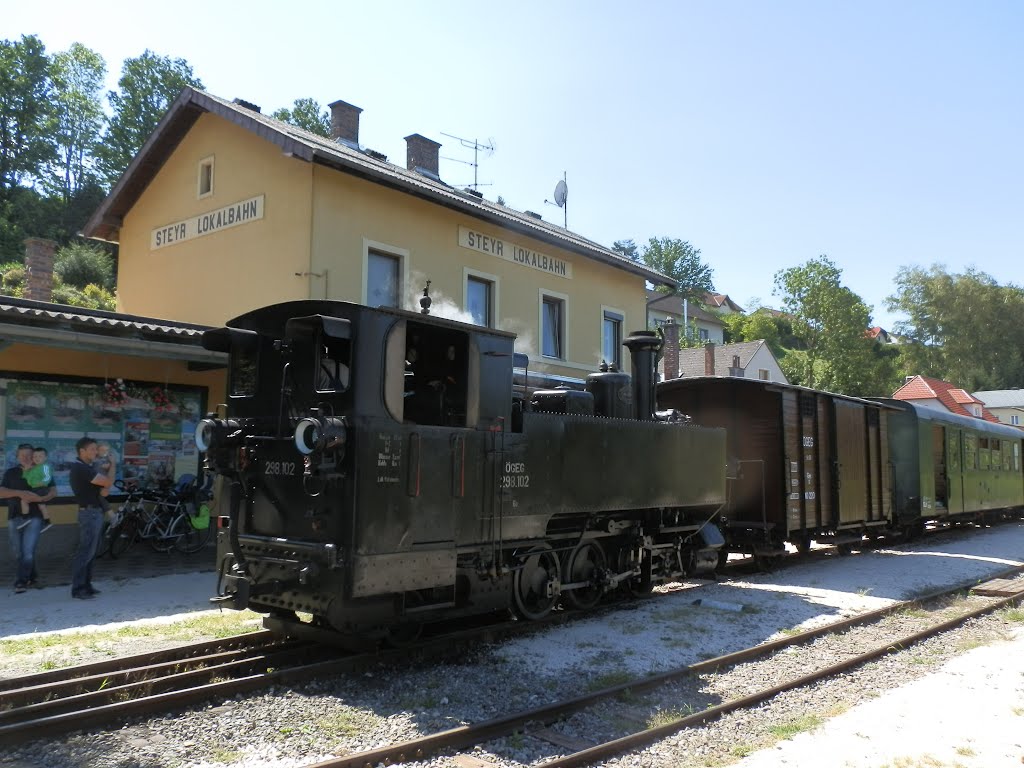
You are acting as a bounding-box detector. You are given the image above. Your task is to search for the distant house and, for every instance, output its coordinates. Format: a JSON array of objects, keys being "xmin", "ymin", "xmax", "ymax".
[
  {"xmin": 893, "ymin": 375, "xmax": 1000, "ymax": 422},
  {"xmin": 972, "ymin": 389, "xmax": 1024, "ymax": 428},
  {"xmin": 866, "ymin": 326, "xmax": 893, "ymax": 344},
  {"xmin": 646, "ymin": 289, "xmax": 725, "ymax": 344},
  {"xmin": 701, "ymin": 292, "xmax": 745, "ymax": 316},
  {"xmin": 672, "ymin": 340, "xmax": 788, "ymax": 384}
]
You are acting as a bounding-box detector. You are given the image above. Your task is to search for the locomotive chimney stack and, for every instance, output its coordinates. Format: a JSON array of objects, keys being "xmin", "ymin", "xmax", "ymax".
[{"xmin": 623, "ymin": 330, "xmax": 662, "ymax": 420}]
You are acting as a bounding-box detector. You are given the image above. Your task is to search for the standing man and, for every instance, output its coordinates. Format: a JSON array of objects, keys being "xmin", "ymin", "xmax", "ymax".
[
  {"xmin": 69, "ymin": 436, "xmax": 116, "ymax": 600},
  {"xmin": 1, "ymin": 443, "xmax": 57, "ymax": 593}
]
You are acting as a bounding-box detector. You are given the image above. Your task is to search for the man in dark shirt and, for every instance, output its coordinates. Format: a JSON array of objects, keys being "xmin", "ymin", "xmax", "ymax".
[
  {"xmin": 1, "ymin": 443, "xmax": 57, "ymax": 593},
  {"xmin": 68, "ymin": 436, "xmax": 116, "ymax": 600}
]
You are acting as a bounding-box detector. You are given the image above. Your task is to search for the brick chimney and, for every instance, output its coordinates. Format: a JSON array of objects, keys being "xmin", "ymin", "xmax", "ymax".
[
  {"xmin": 661, "ymin": 319, "xmax": 679, "ymax": 380},
  {"xmin": 23, "ymin": 237, "xmax": 56, "ymax": 302},
  {"xmin": 704, "ymin": 342, "xmax": 715, "ymax": 376},
  {"xmin": 405, "ymin": 133, "xmax": 441, "ymax": 177},
  {"xmin": 329, "ymin": 100, "xmax": 362, "ymax": 145}
]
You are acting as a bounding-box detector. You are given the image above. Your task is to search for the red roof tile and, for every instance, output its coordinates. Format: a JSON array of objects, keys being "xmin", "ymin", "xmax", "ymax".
[{"xmin": 893, "ymin": 376, "xmax": 1000, "ymax": 422}]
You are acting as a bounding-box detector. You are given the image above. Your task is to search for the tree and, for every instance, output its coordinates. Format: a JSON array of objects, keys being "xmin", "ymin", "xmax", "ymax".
[
  {"xmin": 773, "ymin": 255, "xmax": 882, "ymax": 395},
  {"xmin": 271, "ymin": 98, "xmax": 330, "ymax": 138},
  {"xmin": 612, "ymin": 238, "xmax": 639, "ymax": 261},
  {"xmin": 639, "ymin": 237, "xmax": 714, "ymax": 301},
  {"xmin": 54, "ymin": 241, "xmax": 115, "ymax": 290},
  {"xmin": 0, "ymin": 35, "xmax": 54, "ymax": 195},
  {"xmin": 887, "ymin": 265, "xmax": 1024, "ymax": 391},
  {"xmin": 98, "ymin": 50, "xmax": 203, "ymax": 187},
  {"xmin": 48, "ymin": 43, "xmax": 106, "ymax": 202}
]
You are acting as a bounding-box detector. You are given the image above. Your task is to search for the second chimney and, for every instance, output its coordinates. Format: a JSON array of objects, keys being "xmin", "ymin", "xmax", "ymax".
[
  {"xmin": 24, "ymin": 237, "xmax": 57, "ymax": 303},
  {"xmin": 704, "ymin": 342, "xmax": 716, "ymax": 376},
  {"xmin": 330, "ymin": 100, "xmax": 362, "ymax": 145},
  {"xmin": 405, "ymin": 134, "xmax": 441, "ymax": 177},
  {"xmin": 661, "ymin": 319, "xmax": 679, "ymax": 380}
]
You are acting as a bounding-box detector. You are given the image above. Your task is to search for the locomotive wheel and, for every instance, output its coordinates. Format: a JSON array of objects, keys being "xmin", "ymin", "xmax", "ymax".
[
  {"xmin": 628, "ymin": 553, "xmax": 654, "ymax": 596},
  {"xmin": 513, "ymin": 544, "xmax": 560, "ymax": 620},
  {"xmin": 562, "ymin": 540, "xmax": 606, "ymax": 611}
]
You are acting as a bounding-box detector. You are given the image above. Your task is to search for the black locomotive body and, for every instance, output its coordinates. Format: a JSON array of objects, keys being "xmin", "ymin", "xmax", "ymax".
[{"xmin": 202, "ymin": 300, "xmax": 727, "ymax": 639}]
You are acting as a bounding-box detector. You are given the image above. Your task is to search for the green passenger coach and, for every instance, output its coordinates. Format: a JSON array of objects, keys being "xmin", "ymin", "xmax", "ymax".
[{"xmin": 877, "ymin": 398, "xmax": 1024, "ymax": 531}]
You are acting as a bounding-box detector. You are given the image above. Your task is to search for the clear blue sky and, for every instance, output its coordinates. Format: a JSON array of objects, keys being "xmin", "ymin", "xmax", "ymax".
[{"xmin": 5, "ymin": 1, "xmax": 1023, "ymax": 330}]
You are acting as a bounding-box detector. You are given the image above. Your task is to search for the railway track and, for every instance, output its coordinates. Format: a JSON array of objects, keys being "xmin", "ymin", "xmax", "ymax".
[
  {"xmin": 294, "ymin": 567, "xmax": 1024, "ymax": 768},
  {"xmin": 0, "ymin": 597, "xmax": 644, "ymax": 746}
]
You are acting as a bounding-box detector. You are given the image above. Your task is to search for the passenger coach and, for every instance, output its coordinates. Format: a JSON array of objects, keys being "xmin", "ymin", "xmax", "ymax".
[{"xmin": 876, "ymin": 398, "xmax": 1024, "ymax": 533}]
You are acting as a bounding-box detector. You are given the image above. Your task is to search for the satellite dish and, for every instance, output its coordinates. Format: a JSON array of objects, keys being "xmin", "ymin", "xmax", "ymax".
[{"xmin": 553, "ymin": 179, "xmax": 567, "ymax": 208}]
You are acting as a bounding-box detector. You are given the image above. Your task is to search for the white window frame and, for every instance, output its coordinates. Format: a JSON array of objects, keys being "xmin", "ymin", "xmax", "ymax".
[
  {"xmin": 362, "ymin": 239, "xmax": 409, "ymax": 308},
  {"xmin": 758, "ymin": 368, "xmax": 770, "ymax": 381},
  {"xmin": 601, "ymin": 304, "xmax": 625, "ymax": 370},
  {"xmin": 539, "ymin": 288, "xmax": 569, "ymax": 361},
  {"xmin": 197, "ymin": 156, "xmax": 215, "ymax": 199},
  {"xmin": 463, "ymin": 267, "xmax": 500, "ymax": 328}
]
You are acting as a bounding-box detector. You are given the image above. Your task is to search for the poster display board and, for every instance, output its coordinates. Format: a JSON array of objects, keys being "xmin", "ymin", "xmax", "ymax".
[{"xmin": 2, "ymin": 378, "xmax": 204, "ymax": 497}]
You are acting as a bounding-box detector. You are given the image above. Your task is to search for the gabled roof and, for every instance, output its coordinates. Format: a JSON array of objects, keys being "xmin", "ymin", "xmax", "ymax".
[
  {"xmin": 83, "ymin": 88, "xmax": 674, "ymax": 288},
  {"xmin": 973, "ymin": 389, "xmax": 1024, "ymax": 409},
  {"xmin": 677, "ymin": 340, "xmax": 776, "ymax": 378},
  {"xmin": 701, "ymin": 292, "xmax": 745, "ymax": 313},
  {"xmin": 893, "ymin": 375, "xmax": 1000, "ymax": 422},
  {"xmin": 0, "ymin": 295, "xmax": 224, "ymax": 364},
  {"xmin": 645, "ymin": 290, "xmax": 724, "ymax": 326}
]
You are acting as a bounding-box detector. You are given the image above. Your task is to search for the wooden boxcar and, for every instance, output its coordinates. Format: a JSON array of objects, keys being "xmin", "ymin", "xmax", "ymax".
[
  {"xmin": 876, "ymin": 398, "xmax": 1024, "ymax": 531},
  {"xmin": 658, "ymin": 376, "xmax": 892, "ymax": 558}
]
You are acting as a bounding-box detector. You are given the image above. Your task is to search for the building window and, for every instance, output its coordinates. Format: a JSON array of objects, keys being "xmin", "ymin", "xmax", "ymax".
[
  {"xmin": 758, "ymin": 369, "xmax": 770, "ymax": 381},
  {"xmin": 367, "ymin": 251, "xmax": 401, "ymax": 308},
  {"xmin": 698, "ymin": 328, "xmax": 710, "ymax": 342},
  {"xmin": 197, "ymin": 156, "xmax": 214, "ymax": 198},
  {"xmin": 541, "ymin": 294, "xmax": 565, "ymax": 359},
  {"xmin": 1012, "ymin": 415, "xmax": 1020, "ymax": 425},
  {"xmin": 466, "ymin": 275, "xmax": 493, "ymax": 327},
  {"xmin": 602, "ymin": 309, "xmax": 623, "ymax": 369}
]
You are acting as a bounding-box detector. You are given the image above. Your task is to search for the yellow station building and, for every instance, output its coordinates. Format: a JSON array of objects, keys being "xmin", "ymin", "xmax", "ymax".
[{"xmin": 84, "ymin": 88, "xmax": 673, "ymax": 379}]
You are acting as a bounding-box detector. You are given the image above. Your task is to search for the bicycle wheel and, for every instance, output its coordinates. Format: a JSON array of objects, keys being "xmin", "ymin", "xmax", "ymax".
[
  {"xmin": 175, "ymin": 512, "xmax": 212, "ymax": 554},
  {"xmin": 148, "ymin": 505, "xmax": 179, "ymax": 553},
  {"xmin": 95, "ymin": 520, "xmax": 114, "ymax": 558},
  {"xmin": 108, "ymin": 515, "xmax": 139, "ymax": 559}
]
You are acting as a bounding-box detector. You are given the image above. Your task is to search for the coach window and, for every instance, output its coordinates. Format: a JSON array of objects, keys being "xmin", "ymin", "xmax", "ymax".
[
  {"xmin": 964, "ymin": 434, "xmax": 977, "ymax": 470},
  {"xmin": 367, "ymin": 251, "xmax": 401, "ymax": 308},
  {"xmin": 541, "ymin": 291, "xmax": 566, "ymax": 360},
  {"xmin": 1015, "ymin": 443, "xmax": 1021, "ymax": 472},
  {"xmin": 466, "ymin": 275, "xmax": 494, "ymax": 327},
  {"xmin": 979, "ymin": 437, "xmax": 991, "ymax": 470},
  {"xmin": 991, "ymin": 440, "xmax": 1002, "ymax": 471},
  {"xmin": 602, "ymin": 308, "xmax": 623, "ymax": 369}
]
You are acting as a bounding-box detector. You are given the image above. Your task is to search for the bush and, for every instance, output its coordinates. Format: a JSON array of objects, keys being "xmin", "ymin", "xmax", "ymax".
[
  {"xmin": 54, "ymin": 242, "xmax": 115, "ymax": 290},
  {"xmin": 50, "ymin": 282, "xmax": 116, "ymax": 310}
]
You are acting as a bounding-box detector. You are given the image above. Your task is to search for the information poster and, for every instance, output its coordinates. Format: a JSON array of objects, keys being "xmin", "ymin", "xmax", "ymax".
[{"xmin": 2, "ymin": 379, "xmax": 205, "ymax": 497}]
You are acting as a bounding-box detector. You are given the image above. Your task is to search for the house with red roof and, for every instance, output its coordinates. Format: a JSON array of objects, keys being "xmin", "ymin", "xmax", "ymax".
[{"xmin": 892, "ymin": 375, "xmax": 1000, "ymax": 422}]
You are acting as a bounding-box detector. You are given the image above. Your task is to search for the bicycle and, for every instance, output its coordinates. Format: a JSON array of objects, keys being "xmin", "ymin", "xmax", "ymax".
[{"xmin": 103, "ymin": 476, "xmax": 213, "ymax": 557}]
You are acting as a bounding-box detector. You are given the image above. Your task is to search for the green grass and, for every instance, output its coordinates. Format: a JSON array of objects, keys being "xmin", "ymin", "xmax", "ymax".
[
  {"xmin": 1000, "ymin": 606, "xmax": 1024, "ymax": 624},
  {"xmin": 317, "ymin": 709, "xmax": 378, "ymax": 738},
  {"xmin": 646, "ymin": 704, "xmax": 696, "ymax": 728},
  {"xmin": 768, "ymin": 714, "xmax": 822, "ymax": 740},
  {"xmin": 585, "ymin": 670, "xmax": 634, "ymax": 692},
  {"xmin": 0, "ymin": 610, "xmax": 263, "ymax": 660}
]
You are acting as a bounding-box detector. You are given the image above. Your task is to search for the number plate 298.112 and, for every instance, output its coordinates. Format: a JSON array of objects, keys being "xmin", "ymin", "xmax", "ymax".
[{"xmin": 263, "ymin": 460, "xmax": 297, "ymax": 477}]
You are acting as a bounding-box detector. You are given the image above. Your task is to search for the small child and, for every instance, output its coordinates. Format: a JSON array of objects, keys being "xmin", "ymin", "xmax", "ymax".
[
  {"xmin": 92, "ymin": 442, "xmax": 115, "ymax": 520},
  {"xmin": 17, "ymin": 447, "xmax": 53, "ymax": 533}
]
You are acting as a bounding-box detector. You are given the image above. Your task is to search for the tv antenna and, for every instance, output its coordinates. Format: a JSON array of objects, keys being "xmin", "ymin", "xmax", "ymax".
[
  {"xmin": 544, "ymin": 172, "xmax": 568, "ymax": 228},
  {"xmin": 440, "ymin": 132, "xmax": 496, "ymax": 191}
]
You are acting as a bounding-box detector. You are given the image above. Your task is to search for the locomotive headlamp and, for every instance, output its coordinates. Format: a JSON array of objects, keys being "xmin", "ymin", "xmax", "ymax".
[
  {"xmin": 195, "ymin": 417, "xmax": 240, "ymax": 452},
  {"xmin": 294, "ymin": 416, "xmax": 347, "ymax": 456}
]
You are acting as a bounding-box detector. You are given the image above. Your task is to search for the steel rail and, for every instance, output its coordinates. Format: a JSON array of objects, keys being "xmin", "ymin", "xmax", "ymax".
[
  {"xmin": 0, "ymin": 629, "xmax": 277, "ymax": 694},
  {"xmin": 538, "ymin": 589, "xmax": 1024, "ymax": 767},
  {"xmin": 301, "ymin": 566, "xmax": 1024, "ymax": 768}
]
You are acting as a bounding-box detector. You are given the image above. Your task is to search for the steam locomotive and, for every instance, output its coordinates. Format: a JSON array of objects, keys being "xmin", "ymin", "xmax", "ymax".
[{"xmin": 200, "ymin": 299, "xmax": 727, "ymax": 642}]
